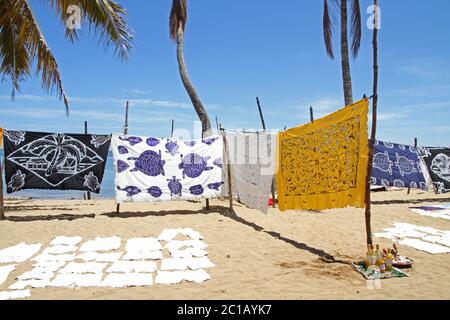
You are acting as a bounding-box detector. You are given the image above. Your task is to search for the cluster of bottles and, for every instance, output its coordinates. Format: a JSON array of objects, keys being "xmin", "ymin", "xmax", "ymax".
[{"xmin": 365, "ymin": 243, "xmax": 398, "ymax": 273}]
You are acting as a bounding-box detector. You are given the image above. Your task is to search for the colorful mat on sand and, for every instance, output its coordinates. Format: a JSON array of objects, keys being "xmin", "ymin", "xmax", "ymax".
[
  {"xmin": 276, "ymin": 99, "xmax": 369, "ymax": 211},
  {"xmin": 409, "ymin": 205, "xmax": 450, "ymax": 220},
  {"xmin": 352, "ymin": 262, "xmax": 409, "ymax": 280}
]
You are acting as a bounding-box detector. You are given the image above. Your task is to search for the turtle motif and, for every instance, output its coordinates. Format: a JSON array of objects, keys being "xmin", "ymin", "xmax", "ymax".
[
  {"xmin": 167, "ymin": 176, "xmax": 182, "ymax": 197},
  {"xmin": 202, "ymin": 137, "xmax": 219, "ymax": 145},
  {"xmin": 128, "ymin": 150, "xmax": 165, "ymax": 177},
  {"xmin": 189, "ymin": 184, "xmax": 204, "ymax": 196},
  {"xmin": 373, "ymin": 151, "xmax": 393, "ymax": 175},
  {"xmin": 393, "ymin": 179, "xmax": 405, "ymax": 188},
  {"xmin": 184, "ymin": 140, "xmax": 197, "ymax": 147},
  {"xmin": 117, "ymin": 160, "xmax": 129, "ymax": 173},
  {"xmin": 213, "ymin": 158, "xmax": 223, "ymax": 168},
  {"xmin": 430, "ymin": 153, "xmax": 450, "ymax": 183},
  {"xmin": 8, "ymin": 170, "xmax": 26, "ymax": 192},
  {"xmin": 4, "ymin": 130, "xmax": 26, "ymax": 146},
  {"xmin": 381, "ymin": 179, "xmax": 390, "ymax": 188},
  {"xmin": 383, "ymin": 141, "xmax": 394, "ymax": 149},
  {"xmin": 90, "ymin": 135, "xmax": 110, "ymax": 148},
  {"xmin": 207, "ymin": 182, "xmax": 224, "ymax": 191},
  {"xmin": 119, "ymin": 136, "xmax": 142, "ymax": 146},
  {"xmin": 83, "ymin": 171, "xmax": 100, "ymax": 192},
  {"xmin": 165, "ymin": 139, "xmax": 179, "ymax": 156},
  {"xmin": 146, "ymin": 137, "xmax": 160, "ymax": 147},
  {"xmin": 397, "ymin": 144, "xmax": 406, "ymax": 151},
  {"xmin": 179, "ymin": 153, "xmax": 213, "ymax": 179},
  {"xmin": 395, "ymin": 153, "xmax": 417, "ymax": 177},
  {"xmin": 370, "ymin": 177, "xmax": 377, "ymax": 185},
  {"xmin": 409, "ymin": 181, "xmax": 418, "ymax": 189},
  {"xmin": 117, "ymin": 185, "xmax": 141, "ymax": 197},
  {"xmin": 147, "ymin": 186, "xmax": 162, "ymax": 198},
  {"xmin": 118, "ymin": 146, "xmax": 129, "ymax": 154}
]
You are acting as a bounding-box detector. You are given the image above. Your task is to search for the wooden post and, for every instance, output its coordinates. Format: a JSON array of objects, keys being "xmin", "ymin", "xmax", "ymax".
[
  {"xmin": 220, "ymin": 124, "xmax": 233, "ymax": 211},
  {"xmin": 364, "ymin": 0, "xmax": 379, "ymax": 246},
  {"xmin": 309, "ymin": 106, "xmax": 314, "ymax": 122},
  {"xmin": 407, "ymin": 137, "xmax": 418, "ymax": 194},
  {"xmin": 256, "ymin": 97, "xmax": 276, "ymax": 208},
  {"xmin": 117, "ymin": 101, "xmax": 129, "ymax": 214},
  {"xmin": 171, "ymin": 119, "xmax": 175, "ymax": 138},
  {"xmin": 84, "ymin": 121, "xmax": 91, "ymax": 200},
  {"xmin": 0, "ymin": 159, "xmax": 4, "ymax": 220}
]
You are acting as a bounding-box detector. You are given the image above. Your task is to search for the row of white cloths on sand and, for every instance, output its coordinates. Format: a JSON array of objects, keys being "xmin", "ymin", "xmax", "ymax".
[
  {"xmin": 112, "ymin": 135, "xmax": 224, "ymax": 203},
  {"xmin": 221, "ymin": 131, "xmax": 276, "ymax": 214},
  {"xmin": 374, "ymin": 223, "xmax": 450, "ymax": 254},
  {"xmin": 0, "ymin": 229, "xmax": 214, "ymax": 300}
]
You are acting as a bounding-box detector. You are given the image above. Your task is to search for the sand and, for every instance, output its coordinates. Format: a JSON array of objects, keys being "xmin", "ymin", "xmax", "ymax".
[{"xmin": 0, "ymin": 189, "xmax": 449, "ymax": 300}]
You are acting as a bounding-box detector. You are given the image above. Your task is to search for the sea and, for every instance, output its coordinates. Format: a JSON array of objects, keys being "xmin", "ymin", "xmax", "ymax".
[{"xmin": 1, "ymin": 149, "xmax": 116, "ymax": 199}]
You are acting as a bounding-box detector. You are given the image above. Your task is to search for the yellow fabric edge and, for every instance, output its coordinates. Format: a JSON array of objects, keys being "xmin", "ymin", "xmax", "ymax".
[
  {"xmin": 276, "ymin": 98, "xmax": 369, "ymax": 211},
  {"xmin": 0, "ymin": 128, "xmax": 3, "ymax": 148}
]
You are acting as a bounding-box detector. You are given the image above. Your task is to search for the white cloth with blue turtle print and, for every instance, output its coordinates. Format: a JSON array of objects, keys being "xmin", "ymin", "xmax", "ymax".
[{"xmin": 112, "ymin": 134, "xmax": 224, "ymax": 203}]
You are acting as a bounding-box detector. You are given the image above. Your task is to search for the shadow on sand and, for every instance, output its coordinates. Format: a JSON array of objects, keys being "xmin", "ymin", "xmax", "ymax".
[{"xmin": 4, "ymin": 213, "xmax": 96, "ymax": 222}]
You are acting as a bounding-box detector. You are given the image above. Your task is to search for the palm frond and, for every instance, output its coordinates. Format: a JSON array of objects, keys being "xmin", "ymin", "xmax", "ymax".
[
  {"xmin": 169, "ymin": 0, "xmax": 187, "ymax": 40},
  {"xmin": 323, "ymin": 0, "xmax": 334, "ymax": 59},
  {"xmin": 48, "ymin": 0, "xmax": 134, "ymax": 61},
  {"xmin": 350, "ymin": 0, "xmax": 361, "ymax": 58}
]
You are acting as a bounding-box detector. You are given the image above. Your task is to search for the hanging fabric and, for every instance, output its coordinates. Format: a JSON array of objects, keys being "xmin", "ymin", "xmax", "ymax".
[
  {"xmin": 276, "ymin": 98, "xmax": 369, "ymax": 211},
  {"xmin": 370, "ymin": 140, "xmax": 427, "ymax": 190},
  {"xmin": 112, "ymin": 134, "xmax": 224, "ymax": 203},
  {"xmin": 418, "ymin": 147, "xmax": 450, "ymax": 194},
  {"xmin": 3, "ymin": 130, "xmax": 111, "ymax": 193},
  {"xmin": 222, "ymin": 131, "xmax": 276, "ymax": 214}
]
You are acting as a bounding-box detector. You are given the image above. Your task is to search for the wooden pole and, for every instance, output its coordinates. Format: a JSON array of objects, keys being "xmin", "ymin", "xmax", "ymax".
[
  {"xmin": 85, "ymin": 121, "xmax": 91, "ymax": 200},
  {"xmin": 309, "ymin": 106, "xmax": 314, "ymax": 122},
  {"xmin": 407, "ymin": 137, "xmax": 418, "ymax": 194},
  {"xmin": 0, "ymin": 159, "xmax": 4, "ymax": 220},
  {"xmin": 256, "ymin": 97, "xmax": 276, "ymax": 208},
  {"xmin": 171, "ymin": 119, "xmax": 175, "ymax": 138},
  {"xmin": 364, "ymin": 0, "xmax": 379, "ymax": 246},
  {"xmin": 220, "ymin": 124, "xmax": 233, "ymax": 211},
  {"xmin": 117, "ymin": 101, "xmax": 129, "ymax": 214}
]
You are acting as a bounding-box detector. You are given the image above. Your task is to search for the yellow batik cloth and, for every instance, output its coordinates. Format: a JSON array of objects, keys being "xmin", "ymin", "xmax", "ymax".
[
  {"xmin": 0, "ymin": 128, "xmax": 3, "ymax": 148},
  {"xmin": 276, "ymin": 98, "xmax": 369, "ymax": 211}
]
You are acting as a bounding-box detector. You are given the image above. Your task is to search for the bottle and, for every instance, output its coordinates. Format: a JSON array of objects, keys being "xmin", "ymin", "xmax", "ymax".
[
  {"xmin": 385, "ymin": 249, "xmax": 394, "ymax": 271},
  {"xmin": 365, "ymin": 245, "xmax": 372, "ymax": 268},
  {"xmin": 367, "ymin": 245, "xmax": 377, "ymax": 271},
  {"xmin": 375, "ymin": 245, "xmax": 385, "ymax": 273}
]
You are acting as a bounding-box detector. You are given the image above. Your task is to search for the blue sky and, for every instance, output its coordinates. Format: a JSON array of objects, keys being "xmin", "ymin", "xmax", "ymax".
[{"xmin": 1, "ymin": 0, "xmax": 450, "ymax": 147}]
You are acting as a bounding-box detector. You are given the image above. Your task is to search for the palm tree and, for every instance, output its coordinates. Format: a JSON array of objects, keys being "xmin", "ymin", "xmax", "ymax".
[
  {"xmin": 323, "ymin": 0, "xmax": 361, "ymax": 106},
  {"xmin": 169, "ymin": 0, "xmax": 212, "ymax": 137},
  {"xmin": 0, "ymin": 0, "xmax": 133, "ymax": 114}
]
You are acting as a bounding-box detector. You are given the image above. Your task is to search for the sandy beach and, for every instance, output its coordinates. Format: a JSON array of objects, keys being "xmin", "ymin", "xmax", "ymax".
[{"xmin": 1, "ymin": 189, "xmax": 449, "ymax": 300}]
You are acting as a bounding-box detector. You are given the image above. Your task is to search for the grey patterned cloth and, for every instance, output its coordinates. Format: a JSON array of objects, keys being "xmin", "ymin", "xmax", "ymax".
[{"xmin": 222, "ymin": 131, "xmax": 276, "ymax": 214}]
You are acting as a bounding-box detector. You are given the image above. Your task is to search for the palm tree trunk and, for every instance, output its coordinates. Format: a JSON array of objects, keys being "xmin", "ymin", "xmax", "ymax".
[
  {"xmin": 176, "ymin": 28, "xmax": 212, "ymax": 137},
  {"xmin": 0, "ymin": 159, "xmax": 5, "ymax": 220},
  {"xmin": 340, "ymin": 0, "xmax": 353, "ymax": 106}
]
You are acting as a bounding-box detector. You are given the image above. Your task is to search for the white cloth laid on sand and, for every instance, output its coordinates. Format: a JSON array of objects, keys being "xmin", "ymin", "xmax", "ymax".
[
  {"xmin": 0, "ymin": 289, "xmax": 31, "ymax": 300},
  {"xmin": 398, "ymin": 238, "xmax": 450, "ymax": 254},
  {"xmin": 59, "ymin": 262, "xmax": 107, "ymax": 274},
  {"xmin": 165, "ymin": 240, "xmax": 208, "ymax": 251},
  {"xmin": 0, "ymin": 265, "xmax": 16, "ymax": 287},
  {"xmin": 158, "ymin": 228, "xmax": 204, "ymax": 241},
  {"xmin": 374, "ymin": 222, "xmax": 450, "ymax": 254},
  {"xmin": 126, "ymin": 238, "xmax": 162, "ymax": 251},
  {"xmin": 76, "ymin": 252, "xmax": 123, "ymax": 262},
  {"xmin": 222, "ymin": 131, "xmax": 276, "ymax": 214},
  {"xmin": 107, "ymin": 261, "xmax": 157, "ymax": 273},
  {"xmin": 161, "ymin": 257, "xmax": 215, "ymax": 271},
  {"xmin": 155, "ymin": 270, "xmax": 210, "ymax": 284},
  {"xmin": 50, "ymin": 274, "xmax": 103, "ymax": 287},
  {"xmin": 0, "ymin": 243, "xmax": 42, "ymax": 263},
  {"xmin": 17, "ymin": 270, "xmax": 54, "ymax": 281},
  {"xmin": 9, "ymin": 279, "xmax": 50, "ymax": 289},
  {"xmin": 33, "ymin": 260, "xmax": 66, "ymax": 269},
  {"xmin": 43, "ymin": 245, "xmax": 78, "ymax": 254},
  {"xmin": 50, "ymin": 236, "xmax": 82, "ymax": 246},
  {"xmin": 169, "ymin": 247, "xmax": 208, "ymax": 258},
  {"xmin": 112, "ymin": 134, "xmax": 224, "ymax": 203},
  {"xmin": 100, "ymin": 273, "xmax": 153, "ymax": 287},
  {"xmin": 122, "ymin": 251, "xmax": 163, "ymax": 261},
  {"xmin": 79, "ymin": 236, "xmax": 121, "ymax": 252},
  {"xmin": 32, "ymin": 253, "xmax": 75, "ymax": 262}
]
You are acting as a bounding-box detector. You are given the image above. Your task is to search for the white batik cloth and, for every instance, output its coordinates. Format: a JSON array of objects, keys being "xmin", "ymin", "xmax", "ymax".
[
  {"xmin": 112, "ymin": 134, "xmax": 224, "ymax": 203},
  {"xmin": 222, "ymin": 131, "xmax": 276, "ymax": 214}
]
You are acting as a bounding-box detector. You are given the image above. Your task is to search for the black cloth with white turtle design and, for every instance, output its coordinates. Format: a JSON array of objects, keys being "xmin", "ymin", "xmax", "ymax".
[
  {"xmin": 370, "ymin": 140, "xmax": 427, "ymax": 190},
  {"xmin": 3, "ymin": 130, "xmax": 111, "ymax": 194},
  {"xmin": 111, "ymin": 134, "xmax": 224, "ymax": 203},
  {"xmin": 418, "ymin": 147, "xmax": 450, "ymax": 194}
]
